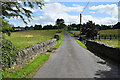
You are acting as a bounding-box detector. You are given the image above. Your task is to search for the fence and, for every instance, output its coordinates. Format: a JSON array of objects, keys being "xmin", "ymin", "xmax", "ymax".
[{"xmin": 98, "ymin": 35, "xmax": 120, "ymax": 40}]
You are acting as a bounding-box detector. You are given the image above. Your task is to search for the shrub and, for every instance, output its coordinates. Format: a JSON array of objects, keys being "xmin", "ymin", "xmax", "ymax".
[{"xmin": 1, "ymin": 38, "xmax": 16, "ymax": 70}]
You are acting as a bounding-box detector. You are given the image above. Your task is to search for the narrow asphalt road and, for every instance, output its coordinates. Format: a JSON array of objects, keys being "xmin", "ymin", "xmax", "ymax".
[{"xmin": 33, "ymin": 31, "xmax": 119, "ymax": 78}]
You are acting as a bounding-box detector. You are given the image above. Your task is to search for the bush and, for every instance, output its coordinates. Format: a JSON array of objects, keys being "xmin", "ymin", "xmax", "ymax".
[
  {"xmin": 1, "ymin": 38, "xmax": 16, "ymax": 70},
  {"xmin": 54, "ymin": 35, "xmax": 59, "ymax": 41},
  {"xmin": 56, "ymin": 30, "xmax": 62, "ymax": 33}
]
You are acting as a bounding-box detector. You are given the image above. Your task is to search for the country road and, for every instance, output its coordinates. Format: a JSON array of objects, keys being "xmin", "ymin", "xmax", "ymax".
[{"xmin": 33, "ymin": 31, "xmax": 119, "ymax": 78}]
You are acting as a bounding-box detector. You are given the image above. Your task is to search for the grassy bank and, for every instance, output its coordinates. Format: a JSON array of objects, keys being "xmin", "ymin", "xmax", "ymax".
[
  {"xmin": 66, "ymin": 31, "xmax": 74, "ymax": 36},
  {"xmin": 2, "ymin": 30, "xmax": 64, "ymax": 78},
  {"xmin": 3, "ymin": 30, "xmax": 57, "ymax": 50},
  {"xmin": 67, "ymin": 31, "xmax": 87, "ymax": 49},
  {"xmin": 76, "ymin": 40, "xmax": 87, "ymax": 49},
  {"xmin": 2, "ymin": 54, "xmax": 49, "ymax": 78},
  {"xmin": 53, "ymin": 31, "xmax": 64, "ymax": 48}
]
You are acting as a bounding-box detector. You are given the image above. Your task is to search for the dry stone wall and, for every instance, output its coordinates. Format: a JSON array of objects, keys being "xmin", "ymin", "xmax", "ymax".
[
  {"xmin": 14, "ymin": 39, "xmax": 57, "ymax": 65},
  {"xmin": 86, "ymin": 40, "xmax": 120, "ymax": 63}
]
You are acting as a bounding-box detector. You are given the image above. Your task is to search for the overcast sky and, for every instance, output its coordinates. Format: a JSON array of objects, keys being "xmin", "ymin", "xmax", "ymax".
[{"xmin": 8, "ymin": 0, "xmax": 119, "ymax": 27}]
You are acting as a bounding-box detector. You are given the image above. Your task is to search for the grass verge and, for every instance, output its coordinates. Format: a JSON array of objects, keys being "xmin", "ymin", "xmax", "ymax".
[
  {"xmin": 76, "ymin": 39, "xmax": 87, "ymax": 49},
  {"xmin": 2, "ymin": 54, "xmax": 49, "ymax": 78},
  {"xmin": 2, "ymin": 30, "xmax": 64, "ymax": 78},
  {"xmin": 53, "ymin": 31, "xmax": 64, "ymax": 48},
  {"xmin": 66, "ymin": 31, "xmax": 74, "ymax": 36},
  {"xmin": 67, "ymin": 31, "xmax": 87, "ymax": 49}
]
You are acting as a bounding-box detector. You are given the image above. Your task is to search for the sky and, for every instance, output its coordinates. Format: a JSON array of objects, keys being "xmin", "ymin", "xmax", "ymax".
[{"xmin": 8, "ymin": 0, "xmax": 120, "ymax": 27}]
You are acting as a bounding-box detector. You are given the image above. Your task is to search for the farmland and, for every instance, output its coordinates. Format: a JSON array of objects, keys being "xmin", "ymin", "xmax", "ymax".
[
  {"xmin": 98, "ymin": 29, "xmax": 120, "ymax": 36},
  {"xmin": 3, "ymin": 30, "xmax": 61, "ymax": 50},
  {"xmin": 69, "ymin": 29, "xmax": 120, "ymax": 48}
]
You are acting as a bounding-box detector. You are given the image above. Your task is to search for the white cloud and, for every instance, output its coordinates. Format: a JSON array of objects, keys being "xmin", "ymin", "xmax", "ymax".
[
  {"xmin": 82, "ymin": 15, "xmax": 118, "ymax": 25},
  {"xmin": 9, "ymin": 3, "xmax": 118, "ymax": 27},
  {"xmin": 30, "ymin": 3, "xmax": 84, "ymax": 26},
  {"xmin": 89, "ymin": 4, "xmax": 118, "ymax": 17}
]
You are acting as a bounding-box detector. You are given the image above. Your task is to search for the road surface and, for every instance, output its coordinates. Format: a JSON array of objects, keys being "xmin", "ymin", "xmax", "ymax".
[{"xmin": 33, "ymin": 31, "xmax": 119, "ymax": 78}]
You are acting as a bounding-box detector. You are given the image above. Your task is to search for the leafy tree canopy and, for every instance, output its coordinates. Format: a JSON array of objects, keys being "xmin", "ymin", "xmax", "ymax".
[
  {"xmin": 1, "ymin": 0, "xmax": 44, "ymax": 24},
  {"xmin": 55, "ymin": 19, "xmax": 66, "ymax": 29}
]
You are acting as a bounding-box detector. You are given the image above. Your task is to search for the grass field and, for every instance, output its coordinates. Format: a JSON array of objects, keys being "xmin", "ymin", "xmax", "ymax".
[
  {"xmin": 3, "ymin": 30, "xmax": 58, "ymax": 50},
  {"xmin": 70, "ymin": 31, "xmax": 80, "ymax": 35},
  {"xmin": 70, "ymin": 29, "xmax": 120, "ymax": 36},
  {"xmin": 2, "ymin": 30, "xmax": 64, "ymax": 78},
  {"xmin": 98, "ymin": 29, "xmax": 120, "ymax": 36},
  {"xmin": 69, "ymin": 29, "xmax": 120, "ymax": 48},
  {"xmin": 97, "ymin": 29, "xmax": 119, "ymax": 48},
  {"xmin": 96, "ymin": 39, "xmax": 119, "ymax": 48}
]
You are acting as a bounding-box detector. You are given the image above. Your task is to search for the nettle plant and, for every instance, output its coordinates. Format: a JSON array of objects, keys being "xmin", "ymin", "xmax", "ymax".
[{"xmin": 1, "ymin": 38, "xmax": 17, "ymax": 70}]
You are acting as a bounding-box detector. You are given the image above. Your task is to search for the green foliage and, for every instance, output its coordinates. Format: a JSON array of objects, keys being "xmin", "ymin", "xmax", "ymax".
[
  {"xmin": 1, "ymin": 38, "xmax": 17, "ymax": 70},
  {"xmin": 113, "ymin": 22, "xmax": 120, "ymax": 29},
  {"xmin": 2, "ymin": 54, "xmax": 50, "ymax": 78},
  {"xmin": 1, "ymin": 17, "xmax": 12, "ymax": 36},
  {"xmin": 56, "ymin": 19, "xmax": 66, "ymax": 29},
  {"xmin": 81, "ymin": 21, "xmax": 98, "ymax": 39},
  {"xmin": 67, "ymin": 25, "xmax": 72, "ymax": 30},
  {"xmin": 2, "ymin": 1, "xmax": 44, "ymax": 24},
  {"xmin": 34, "ymin": 24, "xmax": 42, "ymax": 30}
]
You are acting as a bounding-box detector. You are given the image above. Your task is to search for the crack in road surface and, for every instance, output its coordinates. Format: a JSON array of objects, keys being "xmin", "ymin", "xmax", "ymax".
[{"xmin": 33, "ymin": 31, "xmax": 119, "ymax": 78}]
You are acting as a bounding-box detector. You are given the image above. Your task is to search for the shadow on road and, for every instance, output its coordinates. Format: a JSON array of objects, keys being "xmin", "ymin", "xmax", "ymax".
[{"xmin": 95, "ymin": 61, "xmax": 119, "ymax": 78}]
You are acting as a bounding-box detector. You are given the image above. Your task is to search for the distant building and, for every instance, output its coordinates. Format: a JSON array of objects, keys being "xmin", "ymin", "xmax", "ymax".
[
  {"xmin": 15, "ymin": 27, "xmax": 25, "ymax": 31},
  {"xmin": 25, "ymin": 27, "xmax": 34, "ymax": 30}
]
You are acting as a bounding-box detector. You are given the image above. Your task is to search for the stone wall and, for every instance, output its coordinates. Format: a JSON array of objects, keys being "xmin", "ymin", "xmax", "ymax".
[
  {"xmin": 14, "ymin": 39, "xmax": 57, "ymax": 65},
  {"xmin": 86, "ymin": 40, "xmax": 120, "ymax": 63}
]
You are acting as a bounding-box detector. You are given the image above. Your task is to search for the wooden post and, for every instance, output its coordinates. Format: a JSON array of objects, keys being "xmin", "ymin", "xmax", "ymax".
[
  {"xmin": 80, "ymin": 13, "xmax": 82, "ymax": 34},
  {"xmin": 79, "ymin": 13, "xmax": 82, "ymax": 40}
]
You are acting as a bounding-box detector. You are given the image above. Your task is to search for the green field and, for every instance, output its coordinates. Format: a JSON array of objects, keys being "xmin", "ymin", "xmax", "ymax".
[
  {"xmin": 98, "ymin": 29, "xmax": 120, "ymax": 36},
  {"xmin": 70, "ymin": 31, "xmax": 80, "ymax": 35},
  {"xmin": 68, "ymin": 29, "xmax": 120, "ymax": 48},
  {"xmin": 97, "ymin": 29, "xmax": 119, "ymax": 48},
  {"xmin": 70, "ymin": 29, "xmax": 120, "ymax": 36},
  {"xmin": 96, "ymin": 39, "xmax": 119, "ymax": 48},
  {"xmin": 3, "ymin": 30, "xmax": 58, "ymax": 50},
  {"xmin": 2, "ymin": 30, "xmax": 64, "ymax": 78}
]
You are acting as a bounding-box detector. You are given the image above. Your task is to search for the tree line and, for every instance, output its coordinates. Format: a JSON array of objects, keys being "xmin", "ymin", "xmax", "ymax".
[{"xmin": 67, "ymin": 21, "xmax": 120, "ymax": 31}]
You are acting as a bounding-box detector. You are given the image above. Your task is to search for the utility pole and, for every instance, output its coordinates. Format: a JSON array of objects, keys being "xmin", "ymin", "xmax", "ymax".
[{"xmin": 80, "ymin": 13, "xmax": 82, "ymax": 36}]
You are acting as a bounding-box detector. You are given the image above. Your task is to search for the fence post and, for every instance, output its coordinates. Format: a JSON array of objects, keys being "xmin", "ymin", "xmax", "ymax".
[
  {"xmin": 104, "ymin": 35, "xmax": 106, "ymax": 39},
  {"xmin": 110, "ymin": 35, "xmax": 112, "ymax": 40}
]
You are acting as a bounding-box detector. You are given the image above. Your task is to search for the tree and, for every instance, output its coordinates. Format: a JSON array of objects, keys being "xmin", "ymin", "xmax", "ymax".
[
  {"xmin": 113, "ymin": 22, "xmax": 120, "ymax": 29},
  {"xmin": 1, "ymin": 1, "xmax": 44, "ymax": 24},
  {"xmin": 34, "ymin": 24, "xmax": 42, "ymax": 30},
  {"xmin": 1, "ymin": 17, "xmax": 12, "ymax": 36},
  {"xmin": 55, "ymin": 19, "xmax": 66, "ymax": 29},
  {"xmin": 43, "ymin": 25, "xmax": 54, "ymax": 30},
  {"xmin": 25, "ymin": 26, "xmax": 29, "ymax": 30},
  {"xmin": 81, "ymin": 21, "xmax": 98, "ymax": 39}
]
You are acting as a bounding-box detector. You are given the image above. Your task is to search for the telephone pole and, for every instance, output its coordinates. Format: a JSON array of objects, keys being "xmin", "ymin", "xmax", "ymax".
[{"xmin": 80, "ymin": 13, "xmax": 82, "ymax": 36}]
